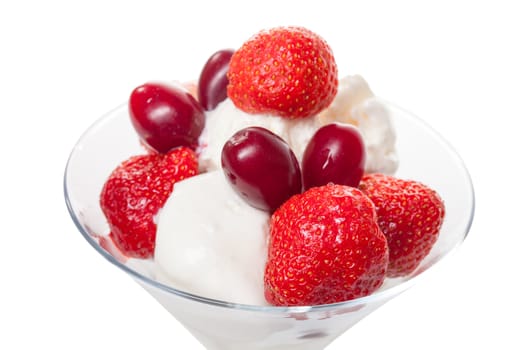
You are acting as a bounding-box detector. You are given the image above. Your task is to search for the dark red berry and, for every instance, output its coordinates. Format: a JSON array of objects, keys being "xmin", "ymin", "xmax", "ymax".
[
  {"xmin": 221, "ymin": 127, "xmax": 302, "ymax": 212},
  {"xmin": 129, "ymin": 82, "xmax": 205, "ymax": 153},
  {"xmin": 302, "ymin": 123, "xmax": 366, "ymax": 190},
  {"xmin": 198, "ymin": 49, "xmax": 235, "ymax": 110}
]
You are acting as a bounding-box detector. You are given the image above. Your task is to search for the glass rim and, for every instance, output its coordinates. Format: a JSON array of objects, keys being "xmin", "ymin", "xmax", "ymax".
[{"xmin": 63, "ymin": 101, "xmax": 475, "ymax": 314}]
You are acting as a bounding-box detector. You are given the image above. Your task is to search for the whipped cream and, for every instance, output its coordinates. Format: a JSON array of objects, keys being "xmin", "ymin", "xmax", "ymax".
[
  {"xmin": 350, "ymin": 97, "xmax": 398, "ymax": 174},
  {"xmin": 319, "ymin": 75, "xmax": 398, "ymax": 174},
  {"xmin": 154, "ymin": 170, "xmax": 269, "ymax": 305},
  {"xmin": 318, "ymin": 74, "xmax": 374, "ymax": 125}
]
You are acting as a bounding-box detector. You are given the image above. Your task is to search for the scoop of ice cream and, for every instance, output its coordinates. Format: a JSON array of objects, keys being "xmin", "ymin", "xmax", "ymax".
[
  {"xmin": 199, "ymin": 75, "xmax": 398, "ymax": 175},
  {"xmin": 154, "ymin": 170, "xmax": 270, "ymax": 305},
  {"xmin": 197, "ymin": 99, "xmax": 321, "ymax": 172}
]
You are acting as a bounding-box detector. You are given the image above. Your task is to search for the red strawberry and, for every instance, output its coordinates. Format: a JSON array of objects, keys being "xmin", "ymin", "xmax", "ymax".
[
  {"xmin": 264, "ymin": 184, "xmax": 389, "ymax": 306},
  {"xmin": 100, "ymin": 147, "xmax": 198, "ymax": 258},
  {"xmin": 359, "ymin": 173, "xmax": 445, "ymax": 277},
  {"xmin": 227, "ymin": 26, "xmax": 338, "ymax": 119}
]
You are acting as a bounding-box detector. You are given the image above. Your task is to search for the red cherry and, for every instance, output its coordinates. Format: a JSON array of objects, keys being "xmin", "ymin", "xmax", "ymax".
[
  {"xmin": 129, "ymin": 82, "xmax": 205, "ymax": 153},
  {"xmin": 221, "ymin": 127, "xmax": 302, "ymax": 212},
  {"xmin": 198, "ymin": 49, "xmax": 235, "ymax": 110},
  {"xmin": 302, "ymin": 123, "xmax": 366, "ymax": 190}
]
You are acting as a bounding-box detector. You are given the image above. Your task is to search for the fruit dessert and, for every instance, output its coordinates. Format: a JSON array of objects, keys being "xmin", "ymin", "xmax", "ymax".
[{"xmin": 98, "ymin": 26, "xmax": 445, "ymax": 307}]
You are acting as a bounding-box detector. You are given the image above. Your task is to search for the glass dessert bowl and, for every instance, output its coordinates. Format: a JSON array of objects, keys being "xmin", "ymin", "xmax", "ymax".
[{"xmin": 64, "ymin": 99, "xmax": 474, "ymax": 350}]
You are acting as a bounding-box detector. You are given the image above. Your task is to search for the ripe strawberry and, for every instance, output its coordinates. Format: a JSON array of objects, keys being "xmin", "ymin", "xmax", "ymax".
[
  {"xmin": 100, "ymin": 147, "xmax": 198, "ymax": 258},
  {"xmin": 264, "ymin": 184, "xmax": 389, "ymax": 306},
  {"xmin": 227, "ymin": 26, "xmax": 338, "ymax": 119},
  {"xmin": 359, "ymin": 173, "xmax": 445, "ymax": 277}
]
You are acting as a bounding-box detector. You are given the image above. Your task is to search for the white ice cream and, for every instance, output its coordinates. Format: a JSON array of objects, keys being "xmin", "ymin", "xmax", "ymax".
[
  {"xmin": 198, "ymin": 99, "xmax": 321, "ymax": 172},
  {"xmin": 199, "ymin": 75, "xmax": 398, "ymax": 174},
  {"xmin": 149, "ymin": 74, "xmax": 398, "ymax": 305},
  {"xmin": 154, "ymin": 170, "xmax": 270, "ymax": 305}
]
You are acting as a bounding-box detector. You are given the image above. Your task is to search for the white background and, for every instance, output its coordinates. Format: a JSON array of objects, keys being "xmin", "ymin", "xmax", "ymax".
[{"xmin": 1, "ymin": 0, "xmax": 523, "ymax": 349}]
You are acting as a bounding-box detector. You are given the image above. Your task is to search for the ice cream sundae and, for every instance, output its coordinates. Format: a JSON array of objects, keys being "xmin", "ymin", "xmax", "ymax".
[{"xmin": 96, "ymin": 26, "xmax": 445, "ymax": 307}]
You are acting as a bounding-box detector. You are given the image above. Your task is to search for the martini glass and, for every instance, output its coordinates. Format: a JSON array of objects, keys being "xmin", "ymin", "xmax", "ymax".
[{"xmin": 64, "ymin": 101, "xmax": 474, "ymax": 350}]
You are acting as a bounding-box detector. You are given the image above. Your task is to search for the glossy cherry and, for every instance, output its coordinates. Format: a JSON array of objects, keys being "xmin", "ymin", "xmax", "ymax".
[
  {"xmin": 302, "ymin": 123, "xmax": 366, "ymax": 190},
  {"xmin": 221, "ymin": 127, "xmax": 302, "ymax": 212},
  {"xmin": 129, "ymin": 82, "xmax": 205, "ymax": 153},
  {"xmin": 198, "ymin": 49, "xmax": 235, "ymax": 110}
]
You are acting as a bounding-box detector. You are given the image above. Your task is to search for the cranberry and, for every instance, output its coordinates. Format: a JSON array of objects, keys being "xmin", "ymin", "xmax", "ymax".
[
  {"xmin": 221, "ymin": 127, "xmax": 302, "ymax": 212},
  {"xmin": 198, "ymin": 49, "xmax": 235, "ymax": 110},
  {"xmin": 129, "ymin": 82, "xmax": 205, "ymax": 153},
  {"xmin": 302, "ymin": 123, "xmax": 366, "ymax": 190}
]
